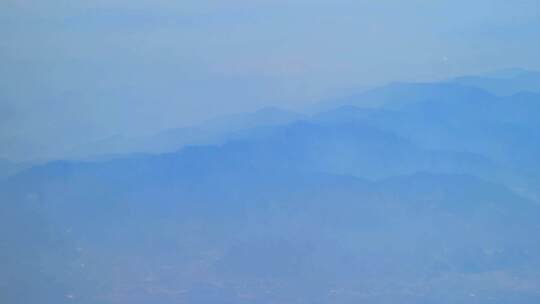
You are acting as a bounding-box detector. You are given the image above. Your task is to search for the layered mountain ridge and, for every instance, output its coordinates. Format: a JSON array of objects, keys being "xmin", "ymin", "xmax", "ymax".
[{"xmin": 2, "ymin": 70, "xmax": 540, "ymax": 303}]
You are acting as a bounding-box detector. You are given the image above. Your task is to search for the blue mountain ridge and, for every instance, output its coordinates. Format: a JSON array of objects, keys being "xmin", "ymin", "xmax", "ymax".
[{"xmin": 2, "ymin": 72, "xmax": 540, "ymax": 303}]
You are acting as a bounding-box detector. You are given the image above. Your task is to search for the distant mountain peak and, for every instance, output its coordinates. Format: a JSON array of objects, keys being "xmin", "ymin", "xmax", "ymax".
[
  {"xmin": 450, "ymin": 68, "xmax": 540, "ymax": 96},
  {"xmin": 320, "ymin": 81, "xmax": 494, "ymax": 110},
  {"xmin": 480, "ymin": 67, "xmax": 539, "ymax": 79}
]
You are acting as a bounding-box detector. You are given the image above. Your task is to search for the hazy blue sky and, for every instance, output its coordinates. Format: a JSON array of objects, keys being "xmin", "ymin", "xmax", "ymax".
[{"xmin": 1, "ymin": 0, "xmax": 540, "ymax": 160}]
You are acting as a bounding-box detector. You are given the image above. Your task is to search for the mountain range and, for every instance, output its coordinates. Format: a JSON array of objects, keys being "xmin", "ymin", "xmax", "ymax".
[{"xmin": 2, "ymin": 69, "xmax": 540, "ymax": 304}]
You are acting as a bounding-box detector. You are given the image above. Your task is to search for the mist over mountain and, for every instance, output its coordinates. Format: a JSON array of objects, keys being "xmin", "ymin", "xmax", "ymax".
[
  {"xmin": 4, "ymin": 0, "xmax": 540, "ymax": 301},
  {"xmin": 48, "ymin": 78, "xmax": 540, "ymax": 164},
  {"xmin": 450, "ymin": 68, "xmax": 540, "ymax": 96},
  {"xmin": 0, "ymin": 158, "xmax": 31, "ymax": 181},
  {"xmin": 316, "ymin": 82, "xmax": 495, "ymax": 112},
  {"xmin": 2, "ymin": 71, "xmax": 540, "ymax": 303},
  {"xmin": 45, "ymin": 107, "xmax": 305, "ymax": 161}
]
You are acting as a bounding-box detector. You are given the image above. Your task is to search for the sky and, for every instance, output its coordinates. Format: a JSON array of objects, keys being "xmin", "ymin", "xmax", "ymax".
[{"xmin": 1, "ymin": 0, "xmax": 540, "ymax": 161}]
